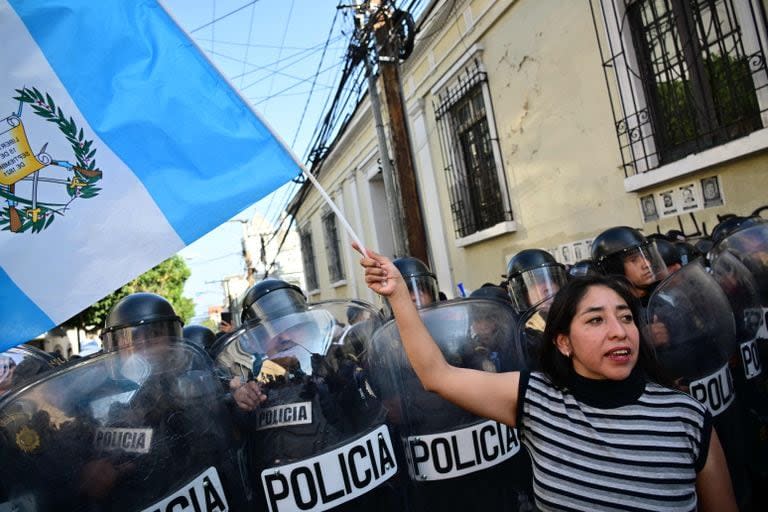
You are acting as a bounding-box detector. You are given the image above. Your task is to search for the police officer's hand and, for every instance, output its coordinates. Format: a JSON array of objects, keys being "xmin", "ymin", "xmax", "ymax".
[
  {"xmin": 232, "ymin": 380, "xmax": 267, "ymax": 411},
  {"xmin": 352, "ymin": 242, "xmax": 406, "ymax": 299}
]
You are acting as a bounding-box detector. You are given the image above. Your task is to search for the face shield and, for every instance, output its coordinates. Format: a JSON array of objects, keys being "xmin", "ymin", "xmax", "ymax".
[
  {"xmin": 243, "ymin": 286, "xmax": 307, "ymax": 323},
  {"xmin": 506, "ymin": 265, "xmax": 567, "ymax": 314},
  {"xmin": 402, "ymin": 275, "xmax": 439, "ymax": 309},
  {"xmin": 237, "ymin": 310, "xmax": 335, "ymax": 379},
  {"xmin": 604, "ymin": 241, "xmax": 668, "ymax": 288},
  {"xmin": 101, "ymin": 319, "xmax": 183, "ymax": 352},
  {"xmin": 104, "ymin": 336, "xmax": 193, "ymax": 385}
]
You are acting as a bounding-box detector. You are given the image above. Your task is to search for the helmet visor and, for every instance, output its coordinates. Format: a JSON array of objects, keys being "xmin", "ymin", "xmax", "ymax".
[
  {"xmin": 237, "ymin": 310, "xmax": 335, "ymax": 377},
  {"xmin": 403, "ymin": 275, "xmax": 438, "ymax": 308},
  {"xmin": 243, "ymin": 286, "xmax": 306, "ymax": 323},
  {"xmin": 603, "ymin": 242, "xmax": 668, "ymax": 286},
  {"xmin": 507, "ymin": 265, "xmax": 567, "ymax": 313},
  {"xmin": 101, "ymin": 320, "xmax": 182, "ymax": 352}
]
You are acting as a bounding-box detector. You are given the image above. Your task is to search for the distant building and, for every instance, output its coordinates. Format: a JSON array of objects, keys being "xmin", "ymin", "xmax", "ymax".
[{"xmin": 290, "ymin": 0, "xmax": 768, "ymax": 299}]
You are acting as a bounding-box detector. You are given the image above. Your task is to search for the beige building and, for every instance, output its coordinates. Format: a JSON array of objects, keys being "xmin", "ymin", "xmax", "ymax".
[{"xmin": 290, "ymin": 0, "xmax": 768, "ymax": 301}]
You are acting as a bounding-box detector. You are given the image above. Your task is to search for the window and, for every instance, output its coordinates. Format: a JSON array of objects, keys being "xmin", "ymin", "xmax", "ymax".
[
  {"xmin": 591, "ymin": 0, "xmax": 768, "ymax": 176},
  {"xmin": 434, "ymin": 61, "xmax": 513, "ymax": 239},
  {"xmin": 299, "ymin": 229, "xmax": 318, "ymax": 291},
  {"xmin": 322, "ymin": 210, "xmax": 344, "ymax": 283}
]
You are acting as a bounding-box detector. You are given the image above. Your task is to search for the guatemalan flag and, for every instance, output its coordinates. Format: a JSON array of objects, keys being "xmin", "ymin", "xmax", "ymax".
[{"xmin": 0, "ymin": 0, "xmax": 302, "ymax": 350}]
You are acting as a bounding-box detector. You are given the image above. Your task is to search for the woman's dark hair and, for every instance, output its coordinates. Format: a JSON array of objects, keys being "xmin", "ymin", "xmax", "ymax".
[{"xmin": 539, "ymin": 274, "xmax": 670, "ymax": 389}]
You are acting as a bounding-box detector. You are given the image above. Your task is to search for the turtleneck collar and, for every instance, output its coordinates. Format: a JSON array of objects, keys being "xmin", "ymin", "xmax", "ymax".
[{"xmin": 566, "ymin": 367, "xmax": 646, "ymax": 408}]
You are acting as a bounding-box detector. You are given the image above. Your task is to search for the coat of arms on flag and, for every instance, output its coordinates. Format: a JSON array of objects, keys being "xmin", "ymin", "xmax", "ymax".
[{"xmin": 1, "ymin": 87, "xmax": 103, "ymax": 234}]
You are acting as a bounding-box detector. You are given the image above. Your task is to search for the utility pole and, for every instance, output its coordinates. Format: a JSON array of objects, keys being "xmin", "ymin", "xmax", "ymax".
[
  {"xmin": 353, "ymin": 5, "xmax": 407, "ymax": 257},
  {"xmin": 356, "ymin": 0, "xmax": 429, "ymax": 262}
]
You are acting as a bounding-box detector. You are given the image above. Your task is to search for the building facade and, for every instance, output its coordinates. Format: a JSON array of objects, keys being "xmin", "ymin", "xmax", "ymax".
[{"xmin": 292, "ymin": 0, "xmax": 768, "ymax": 301}]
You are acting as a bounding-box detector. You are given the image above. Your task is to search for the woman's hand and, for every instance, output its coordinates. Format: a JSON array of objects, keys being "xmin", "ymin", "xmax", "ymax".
[{"xmin": 352, "ymin": 242, "xmax": 405, "ymax": 298}]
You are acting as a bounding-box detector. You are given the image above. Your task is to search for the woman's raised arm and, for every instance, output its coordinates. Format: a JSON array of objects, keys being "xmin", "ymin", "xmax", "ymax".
[{"xmin": 354, "ymin": 243, "xmax": 521, "ymax": 427}]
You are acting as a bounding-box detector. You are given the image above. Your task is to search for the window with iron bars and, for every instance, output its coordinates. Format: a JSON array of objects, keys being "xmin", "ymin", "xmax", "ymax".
[
  {"xmin": 299, "ymin": 229, "xmax": 318, "ymax": 291},
  {"xmin": 590, "ymin": 0, "xmax": 768, "ymax": 176},
  {"xmin": 434, "ymin": 63, "xmax": 512, "ymax": 239},
  {"xmin": 322, "ymin": 211, "xmax": 345, "ymax": 283}
]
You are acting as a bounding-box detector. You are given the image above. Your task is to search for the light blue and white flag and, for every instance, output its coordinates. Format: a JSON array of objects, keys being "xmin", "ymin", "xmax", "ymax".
[{"xmin": 0, "ymin": 0, "xmax": 302, "ymax": 350}]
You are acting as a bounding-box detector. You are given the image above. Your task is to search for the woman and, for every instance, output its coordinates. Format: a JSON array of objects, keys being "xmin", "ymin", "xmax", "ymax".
[{"xmin": 355, "ymin": 245, "xmax": 736, "ymax": 512}]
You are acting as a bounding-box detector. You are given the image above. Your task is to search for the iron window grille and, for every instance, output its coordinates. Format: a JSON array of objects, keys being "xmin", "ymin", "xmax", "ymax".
[
  {"xmin": 299, "ymin": 229, "xmax": 319, "ymax": 291},
  {"xmin": 434, "ymin": 62, "xmax": 513, "ymax": 239},
  {"xmin": 322, "ymin": 210, "xmax": 345, "ymax": 283},
  {"xmin": 590, "ymin": 0, "xmax": 768, "ymax": 176}
]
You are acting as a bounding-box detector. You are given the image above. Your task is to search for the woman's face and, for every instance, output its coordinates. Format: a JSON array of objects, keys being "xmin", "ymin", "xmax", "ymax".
[{"xmin": 556, "ymin": 285, "xmax": 640, "ymax": 380}]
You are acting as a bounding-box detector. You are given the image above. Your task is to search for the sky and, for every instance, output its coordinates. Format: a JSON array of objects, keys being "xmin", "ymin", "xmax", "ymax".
[{"xmin": 160, "ymin": 0, "xmax": 351, "ymax": 321}]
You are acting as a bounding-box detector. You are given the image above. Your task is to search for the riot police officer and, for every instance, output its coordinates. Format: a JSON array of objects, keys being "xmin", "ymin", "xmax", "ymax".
[
  {"xmin": 504, "ymin": 249, "xmax": 567, "ymax": 316},
  {"xmin": 591, "ymin": 226, "xmax": 668, "ymax": 304},
  {"xmin": 101, "ymin": 292, "xmax": 184, "ymax": 351},
  {"xmin": 392, "ymin": 256, "xmax": 439, "ymax": 309},
  {"xmin": 182, "ymin": 324, "xmax": 217, "ymax": 356},
  {"xmin": 0, "ymin": 292, "xmax": 252, "ymax": 510},
  {"xmin": 218, "ymin": 278, "xmax": 400, "ymax": 511},
  {"xmin": 567, "ymin": 259, "xmax": 600, "ymax": 279},
  {"xmin": 505, "ymin": 249, "xmax": 567, "ymax": 371}
]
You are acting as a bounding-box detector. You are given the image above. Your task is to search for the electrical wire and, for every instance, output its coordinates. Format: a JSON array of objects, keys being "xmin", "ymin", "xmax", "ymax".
[
  {"xmin": 291, "ymin": 8, "xmax": 342, "ymax": 147},
  {"xmin": 262, "ymin": 0, "xmax": 296, "ymax": 115},
  {"xmin": 191, "ymin": 0, "xmax": 262, "ymax": 34}
]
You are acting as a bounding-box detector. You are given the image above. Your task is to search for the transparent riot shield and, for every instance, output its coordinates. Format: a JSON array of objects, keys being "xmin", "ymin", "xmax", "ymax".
[
  {"xmin": 217, "ymin": 307, "xmax": 400, "ymax": 512},
  {"xmin": 646, "ymin": 262, "xmax": 737, "ymax": 409},
  {"xmin": 713, "ymin": 223, "xmax": 768, "ymax": 393},
  {"xmin": 712, "ymin": 251, "xmax": 765, "ymax": 381},
  {"xmin": 711, "ymin": 250, "xmax": 768, "ymax": 504},
  {"xmin": 367, "ymin": 298, "xmax": 533, "ymax": 511},
  {"xmin": 0, "ymin": 340, "xmax": 250, "ymax": 511},
  {"xmin": 308, "ymin": 298, "xmax": 385, "ymax": 364},
  {"xmin": 646, "ymin": 263, "xmax": 752, "ymax": 506},
  {"xmin": 0, "ymin": 345, "xmax": 61, "ymax": 399}
]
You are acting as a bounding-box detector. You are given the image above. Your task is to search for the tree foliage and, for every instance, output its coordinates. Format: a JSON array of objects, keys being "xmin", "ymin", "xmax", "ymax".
[{"xmin": 66, "ymin": 255, "xmax": 195, "ymax": 333}]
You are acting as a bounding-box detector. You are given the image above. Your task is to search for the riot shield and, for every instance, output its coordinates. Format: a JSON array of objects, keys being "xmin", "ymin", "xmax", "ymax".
[
  {"xmin": 308, "ymin": 299, "xmax": 385, "ymax": 363},
  {"xmin": 0, "ymin": 345, "xmax": 61, "ymax": 399},
  {"xmin": 646, "ymin": 263, "xmax": 752, "ymax": 507},
  {"xmin": 711, "ymin": 249, "xmax": 768, "ymax": 506},
  {"xmin": 712, "ymin": 251, "xmax": 764, "ymax": 382},
  {"xmin": 713, "ymin": 223, "xmax": 768, "ymax": 390},
  {"xmin": 0, "ymin": 340, "xmax": 250, "ymax": 511},
  {"xmin": 217, "ymin": 307, "xmax": 400, "ymax": 512},
  {"xmin": 646, "ymin": 262, "xmax": 737, "ymax": 402},
  {"xmin": 367, "ymin": 298, "xmax": 533, "ymax": 511}
]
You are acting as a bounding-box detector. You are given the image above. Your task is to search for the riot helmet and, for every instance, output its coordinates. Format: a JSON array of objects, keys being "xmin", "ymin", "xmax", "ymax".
[
  {"xmin": 469, "ymin": 283, "xmax": 512, "ymax": 304},
  {"xmin": 591, "ymin": 226, "xmax": 668, "ymax": 292},
  {"xmin": 182, "ymin": 324, "xmax": 217, "ymax": 353},
  {"xmin": 647, "ymin": 235, "xmax": 682, "ymax": 272},
  {"xmin": 241, "ymin": 278, "xmax": 307, "ymax": 324},
  {"xmin": 393, "ymin": 256, "xmax": 438, "ymax": 308},
  {"xmin": 674, "ymin": 241, "xmax": 703, "ymax": 266},
  {"xmin": 505, "ymin": 249, "xmax": 567, "ymax": 314},
  {"xmin": 711, "ymin": 216, "xmax": 750, "ymax": 245},
  {"xmin": 101, "ymin": 293, "xmax": 182, "ymax": 352},
  {"xmin": 568, "ymin": 259, "xmax": 600, "ymax": 279}
]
